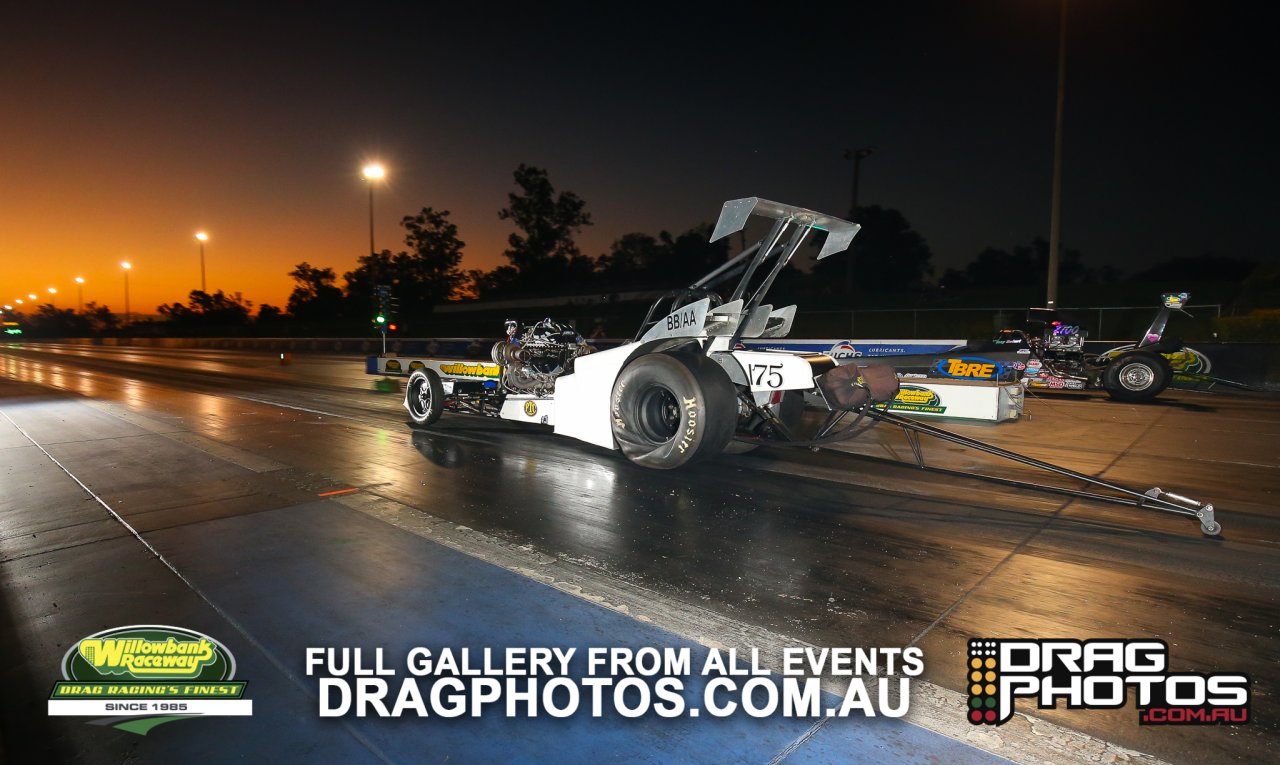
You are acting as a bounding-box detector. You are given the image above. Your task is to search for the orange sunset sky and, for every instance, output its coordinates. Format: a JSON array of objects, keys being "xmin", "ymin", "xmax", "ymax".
[{"xmin": 3, "ymin": 4, "xmax": 1272, "ymax": 318}]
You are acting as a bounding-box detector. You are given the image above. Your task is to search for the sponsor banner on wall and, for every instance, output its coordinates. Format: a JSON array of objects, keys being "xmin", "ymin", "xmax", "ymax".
[{"xmin": 747, "ymin": 340, "xmax": 966, "ymax": 359}]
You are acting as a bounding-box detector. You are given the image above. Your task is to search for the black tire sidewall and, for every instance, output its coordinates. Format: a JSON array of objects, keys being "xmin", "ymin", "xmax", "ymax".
[
  {"xmin": 1104, "ymin": 353, "xmax": 1171, "ymax": 402},
  {"xmin": 610, "ymin": 353, "xmax": 736, "ymax": 469},
  {"xmin": 406, "ymin": 369, "xmax": 445, "ymax": 425}
]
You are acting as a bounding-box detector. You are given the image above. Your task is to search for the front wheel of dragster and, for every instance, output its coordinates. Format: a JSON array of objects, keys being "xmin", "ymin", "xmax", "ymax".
[
  {"xmin": 609, "ymin": 353, "xmax": 737, "ymax": 469},
  {"xmin": 405, "ymin": 368, "xmax": 445, "ymax": 426},
  {"xmin": 1103, "ymin": 351, "xmax": 1172, "ymax": 402}
]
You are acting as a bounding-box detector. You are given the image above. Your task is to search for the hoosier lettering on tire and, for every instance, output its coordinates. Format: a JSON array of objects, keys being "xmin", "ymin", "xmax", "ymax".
[{"xmin": 609, "ymin": 353, "xmax": 736, "ymax": 469}]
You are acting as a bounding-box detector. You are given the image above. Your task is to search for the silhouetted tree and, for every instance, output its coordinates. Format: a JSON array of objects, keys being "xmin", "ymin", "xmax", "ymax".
[
  {"xmin": 287, "ymin": 262, "xmax": 344, "ymax": 320},
  {"xmin": 345, "ymin": 207, "xmax": 467, "ymax": 324},
  {"xmin": 476, "ymin": 164, "xmax": 593, "ymax": 297},
  {"xmin": 343, "ymin": 250, "xmax": 396, "ymax": 320},
  {"xmin": 812, "ymin": 205, "xmax": 933, "ymax": 296},
  {"xmin": 400, "ymin": 207, "xmax": 467, "ymax": 305},
  {"xmin": 940, "ymin": 238, "xmax": 1100, "ymax": 289},
  {"xmin": 1235, "ymin": 263, "xmax": 1280, "ymax": 314},
  {"xmin": 463, "ymin": 265, "xmax": 519, "ymax": 299},
  {"xmin": 82, "ymin": 302, "xmax": 119, "ymax": 334},
  {"xmin": 157, "ymin": 290, "xmax": 253, "ymax": 328},
  {"xmin": 596, "ymin": 224, "xmax": 731, "ymax": 290},
  {"xmin": 26, "ymin": 305, "xmax": 91, "ymax": 337},
  {"xmin": 256, "ymin": 304, "xmax": 284, "ymax": 325},
  {"xmin": 597, "ymin": 232, "xmax": 666, "ymax": 284}
]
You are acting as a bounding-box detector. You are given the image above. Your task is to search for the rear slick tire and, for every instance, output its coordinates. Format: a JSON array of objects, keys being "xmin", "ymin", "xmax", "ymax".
[
  {"xmin": 1103, "ymin": 352, "xmax": 1171, "ymax": 402},
  {"xmin": 610, "ymin": 352, "xmax": 736, "ymax": 469}
]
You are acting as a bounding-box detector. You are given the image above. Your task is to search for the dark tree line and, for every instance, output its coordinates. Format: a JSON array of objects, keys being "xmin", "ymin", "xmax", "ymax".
[
  {"xmin": 938, "ymin": 238, "xmax": 1119, "ymax": 290},
  {"xmin": 284, "ymin": 204, "xmax": 467, "ymax": 332},
  {"xmin": 13, "ymin": 162, "xmax": 1265, "ymax": 340},
  {"xmin": 283, "ymin": 164, "xmax": 951, "ymax": 326}
]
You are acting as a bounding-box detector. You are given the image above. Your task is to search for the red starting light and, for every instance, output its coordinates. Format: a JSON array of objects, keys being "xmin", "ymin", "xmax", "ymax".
[{"xmin": 388, "ymin": 324, "xmax": 398, "ymax": 332}]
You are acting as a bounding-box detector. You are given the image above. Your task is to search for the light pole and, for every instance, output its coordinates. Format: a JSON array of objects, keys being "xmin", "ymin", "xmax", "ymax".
[
  {"xmin": 362, "ymin": 163, "xmax": 385, "ymax": 256},
  {"xmin": 1046, "ymin": 0, "xmax": 1068, "ymax": 309},
  {"xmin": 843, "ymin": 147, "xmax": 874, "ymax": 296},
  {"xmin": 121, "ymin": 262, "xmax": 132, "ymax": 325},
  {"xmin": 47, "ymin": 287, "xmax": 57, "ymax": 308},
  {"xmin": 195, "ymin": 232, "xmax": 209, "ymax": 292},
  {"xmin": 75, "ymin": 277, "xmax": 85, "ymax": 312}
]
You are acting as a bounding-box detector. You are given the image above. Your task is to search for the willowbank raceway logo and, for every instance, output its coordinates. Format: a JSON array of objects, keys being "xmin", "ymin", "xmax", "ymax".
[
  {"xmin": 966, "ymin": 639, "xmax": 1249, "ymax": 727},
  {"xmin": 886, "ymin": 385, "xmax": 946, "ymax": 415},
  {"xmin": 48, "ymin": 625, "xmax": 252, "ymax": 735}
]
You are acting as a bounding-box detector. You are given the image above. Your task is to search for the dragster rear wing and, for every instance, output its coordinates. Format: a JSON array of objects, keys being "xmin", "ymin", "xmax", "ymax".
[
  {"xmin": 636, "ymin": 198, "xmax": 859, "ymax": 346},
  {"xmin": 707, "ymin": 198, "xmax": 860, "ymax": 350},
  {"xmin": 710, "ymin": 197, "xmax": 861, "ymax": 260}
]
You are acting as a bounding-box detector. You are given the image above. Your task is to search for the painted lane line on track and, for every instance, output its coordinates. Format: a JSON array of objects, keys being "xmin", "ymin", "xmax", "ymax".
[
  {"xmin": 0, "ymin": 409, "xmax": 397, "ymax": 765},
  {"xmin": 232, "ymin": 395, "xmax": 366, "ymax": 421},
  {"xmin": 2, "ymin": 411, "xmax": 185, "ymax": 575},
  {"xmin": 233, "ymin": 394, "xmax": 515, "ymax": 448}
]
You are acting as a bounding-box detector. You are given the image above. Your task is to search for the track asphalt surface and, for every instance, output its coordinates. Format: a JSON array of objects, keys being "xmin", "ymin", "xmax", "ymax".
[{"xmin": 1, "ymin": 344, "xmax": 1276, "ymax": 764}]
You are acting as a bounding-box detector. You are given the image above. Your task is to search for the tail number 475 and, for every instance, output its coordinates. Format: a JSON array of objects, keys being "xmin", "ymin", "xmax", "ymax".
[{"xmin": 748, "ymin": 363, "xmax": 784, "ymax": 388}]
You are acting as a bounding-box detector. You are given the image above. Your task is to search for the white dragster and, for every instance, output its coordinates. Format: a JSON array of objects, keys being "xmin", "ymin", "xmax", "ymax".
[
  {"xmin": 398, "ymin": 197, "xmax": 1222, "ymax": 534},
  {"xmin": 402, "ymin": 197, "xmax": 900, "ymax": 469}
]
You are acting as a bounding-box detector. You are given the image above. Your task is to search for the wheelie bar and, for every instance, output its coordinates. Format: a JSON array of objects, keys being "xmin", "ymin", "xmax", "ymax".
[
  {"xmin": 1144, "ymin": 488, "xmax": 1219, "ymax": 536},
  {"xmin": 857, "ymin": 409, "xmax": 1225, "ymax": 537}
]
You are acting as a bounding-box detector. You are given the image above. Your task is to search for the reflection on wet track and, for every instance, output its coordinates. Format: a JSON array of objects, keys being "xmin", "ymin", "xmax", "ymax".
[{"xmin": 2, "ymin": 342, "xmax": 1278, "ymax": 764}]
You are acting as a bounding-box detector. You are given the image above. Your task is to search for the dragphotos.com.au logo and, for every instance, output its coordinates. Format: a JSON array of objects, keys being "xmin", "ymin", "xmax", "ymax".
[{"xmin": 967, "ymin": 638, "xmax": 1249, "ymax": 726}]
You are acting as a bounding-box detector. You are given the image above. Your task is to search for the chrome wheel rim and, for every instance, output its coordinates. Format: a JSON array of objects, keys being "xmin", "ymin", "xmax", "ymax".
[
  {"xmin": 410, "ymin": 379, "xmax": 431, "ymax": 416},
  {"xmin": 1120, "ymin": 364, "xmax": 1154, "ymax": 391}
]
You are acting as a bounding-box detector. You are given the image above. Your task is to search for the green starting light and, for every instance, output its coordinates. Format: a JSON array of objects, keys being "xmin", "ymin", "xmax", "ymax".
[
  {"xmin": 4, "ymin": 328, "xmax": 22, "ymax": 335},
  {"xmin": 375, "ymin": 315, "xmax": 386, "ymax": 324}
]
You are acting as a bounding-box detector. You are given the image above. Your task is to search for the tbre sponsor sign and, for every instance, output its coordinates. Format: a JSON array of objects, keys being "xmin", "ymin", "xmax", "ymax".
[{"xmin": 936, "ymin": 357, "xmax": 1002, "ymax": 380}]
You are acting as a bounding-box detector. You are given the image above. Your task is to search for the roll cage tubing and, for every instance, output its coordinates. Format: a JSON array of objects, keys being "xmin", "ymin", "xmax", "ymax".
[{"xmin": 636, "ymin": 198, "xmax": 861, "ymax": 343}]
